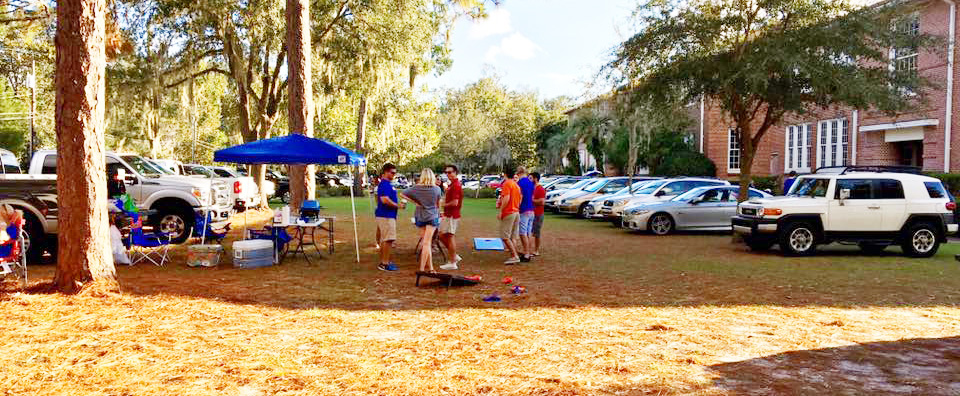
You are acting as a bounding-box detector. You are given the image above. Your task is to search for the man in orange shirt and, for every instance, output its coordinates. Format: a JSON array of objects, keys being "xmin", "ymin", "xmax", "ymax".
[{"xmin": 496, "ymin": 169, "xmax": 522, "ymax": 264}]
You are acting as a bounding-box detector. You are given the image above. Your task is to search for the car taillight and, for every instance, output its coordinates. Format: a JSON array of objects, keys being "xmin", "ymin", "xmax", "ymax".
[
  {"xmin": 234, "ymin": 181, "xmax": 242, "ymax": 194},
  {"xmin": 947, "ymin": 202, "xmax": 956, "ymax": 211}
]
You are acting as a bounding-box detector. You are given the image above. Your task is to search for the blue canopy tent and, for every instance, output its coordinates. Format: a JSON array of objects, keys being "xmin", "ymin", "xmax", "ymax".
[{"xmin": 214, "ymin": 134, "xmax": 367, "ymax": 262}]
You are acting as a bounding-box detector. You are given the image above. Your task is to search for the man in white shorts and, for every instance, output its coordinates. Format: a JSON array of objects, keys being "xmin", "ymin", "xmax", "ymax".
[{"xmin": 439, "ymin": 165, "xmax": 464, "ymax": 270}]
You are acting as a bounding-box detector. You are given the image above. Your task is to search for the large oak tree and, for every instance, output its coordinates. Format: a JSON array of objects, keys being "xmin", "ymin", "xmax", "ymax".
[{"xmin": 608, "ymin": 0, "xmax": 940, "ymax": 199}]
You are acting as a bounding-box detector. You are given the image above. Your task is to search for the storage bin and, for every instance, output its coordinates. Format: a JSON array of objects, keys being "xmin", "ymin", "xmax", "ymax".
[
  {"xmin": 187, "ymin": 244, "xmax": 223, "ymax": 267},
  {"xmin": 233, "ymin": 239, "xmax": 274, "ymax": 269}
]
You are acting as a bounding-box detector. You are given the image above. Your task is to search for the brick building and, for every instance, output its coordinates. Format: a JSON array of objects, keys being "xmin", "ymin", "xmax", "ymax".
[{"xmin": 698, "ymin": 0, "xmax": 957, "ymax": 179}]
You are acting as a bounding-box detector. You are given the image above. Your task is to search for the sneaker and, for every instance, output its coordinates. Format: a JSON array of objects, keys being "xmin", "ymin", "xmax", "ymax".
[
  {"xmin": 378, "ymin": 263, "xmax": 398, "ymax": 271},
  {"xmin": 454, "ymin": 254, "xmax": 463, "ymax": 264},
  {"xmin": 439, "ymin": 263, "xmax": 458, "ymax": 270},
  {"xmin": 504, "ymin": 257, "xmax": 520, "ymax": 265},
  {"xmin": 519, "ymin": 255, "xmax": 531, "ymax": 263}
]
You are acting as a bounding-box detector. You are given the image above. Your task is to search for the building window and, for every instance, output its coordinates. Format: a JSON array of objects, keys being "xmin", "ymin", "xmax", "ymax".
[
  {"xmin": 785, "ymin": 124, "xmax": 811, "ymax": 172},
  {"xmin": 817, "ymin": 118, "xmax": 849, "ymax": 168},
  {"xmin": 728, "ymin": 128, "xmax": 741, "ymax": 172},
  {"xmin": 893, "ymin": 14, "xmax": 920, "ymax": 80}
]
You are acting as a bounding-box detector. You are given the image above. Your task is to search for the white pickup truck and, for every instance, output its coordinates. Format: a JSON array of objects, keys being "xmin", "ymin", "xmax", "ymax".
[{"xmin": 27, "ymin": 150, "xmax": 234, "ymax": 243}]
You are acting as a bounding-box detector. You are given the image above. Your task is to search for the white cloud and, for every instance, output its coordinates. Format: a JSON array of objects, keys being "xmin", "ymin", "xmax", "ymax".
[
  {"xmin": 468, "ymin": 8, "xmax": 512, "ymax": 39},
  {"xmin": 484, "ymin": 33, "xmax": 542, "ymax": 63}
]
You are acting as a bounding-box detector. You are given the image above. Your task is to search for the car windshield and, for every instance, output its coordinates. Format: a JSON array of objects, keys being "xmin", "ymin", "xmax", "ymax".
[
  {"xmin": 149, "ymin": 161, "xmax": 175, "ymax": 175},
  {"xmin": 582, "ymin": 179, "xmax": 608, "ymax": 192},
  {"xmin": 673, "ymin": 187, "xmax": 715, "ymax": 202},
  {"xmin": 186, "ymin": 165, "xmax": 215, "ymax": 177},
  {"xmin": 213, "ymin": 168, "xmax": 237, "ymax": 177},
  {"xmin": 121, "ymin": 155, "xmax": 164, "ymax": 177},
  {"xmin": 788, "ymin": 177, "xmax": 830, "ymax": 197},
  {"xmin": 636, "ymin": 180, "xmax": 668, "ymax": 195}
]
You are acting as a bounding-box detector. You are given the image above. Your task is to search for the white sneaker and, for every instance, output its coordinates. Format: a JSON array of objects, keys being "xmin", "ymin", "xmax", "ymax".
[
  {"xmin": 504, "ymin": 257, "xmax": 520, "ymax": 265},
  {"xmin": 453, "ymin": 254, "xmax": 463, "ymax": 264},
  {"xmin": 439, "ymin": 263, "xmax": 458, "ymax": 270}
]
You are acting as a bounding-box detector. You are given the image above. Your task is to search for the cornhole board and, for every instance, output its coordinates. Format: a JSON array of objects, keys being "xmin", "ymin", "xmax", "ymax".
[
  {"xmin": 415, "ymin": 271, "xmax": 481, "ymax": 289},
  {"xmin": 473, "ymin": 238, "xmax": 504, "ymax": 251}
]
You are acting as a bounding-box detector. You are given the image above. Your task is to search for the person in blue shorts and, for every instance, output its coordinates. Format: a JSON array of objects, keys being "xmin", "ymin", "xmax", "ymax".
[{"xmin": 516, "ymin": 166, "xmax": 535, "ymax": 262}]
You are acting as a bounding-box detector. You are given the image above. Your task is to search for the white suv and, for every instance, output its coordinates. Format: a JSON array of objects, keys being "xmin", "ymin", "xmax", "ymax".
[{"xmin": 732, "ymin": 167, "xmax": 957, "ymax": 257}]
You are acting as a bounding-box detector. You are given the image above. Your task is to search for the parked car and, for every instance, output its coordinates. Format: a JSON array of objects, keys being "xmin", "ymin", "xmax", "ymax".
[
  {"xmin": 543, "ymin": 177, "xmax": 584, "ymax": 192},
  {"xmin": 0, "ymin": 149, "xmax": 21, "ymax": 174},
  {"xmin": 545, "ymin": 178, "xmax": 597, "ymax": 212},
  {"xmin": 622, "ymin": 185, "xmax": 772, "ymax": 234},
  {"xmin": 583, "ymin": 178, "xmax": 660, "ymax": 219},
  {"xmin": 732, "ymin": 166, "xmax": 958, "ymax": 257},
  {"xmin": 556, "ymin": 177, "xmax": 632, "ymax": 217},
  {"xmin": 480, "ymin": 175, "xmax": 501, "ymax": 187},
  {"xmin": 266, "ymin": 170, "xmax": 290, "ymax": 202},
  {"xmin": 0, "ymin": 177, "xmax": 55, "ymax": 262},
  {"xmin": 582, "ymin": 170, "xmax": 602, "ymax": 177},
  {"xmin": 210, "ymin": 165, "xmax": 276, "ymax": 208},
  {"xmin": 23, "ymin": 151, "xmax": 233, "ymax": 245},
  {"xmin": 607, "ymin": 178, "xmax": 731, "ymax": 223}
]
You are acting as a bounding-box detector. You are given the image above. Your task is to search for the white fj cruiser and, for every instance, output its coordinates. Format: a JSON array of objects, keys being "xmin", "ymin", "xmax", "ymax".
[{"xmin": 732, "ymin": 166, "xmax": 958, "ymax": 257}]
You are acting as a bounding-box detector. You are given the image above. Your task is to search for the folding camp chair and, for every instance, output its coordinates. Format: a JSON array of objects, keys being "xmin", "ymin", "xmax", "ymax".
[
  {"xmin": 195, "ymin": 212, "xmax": 230, "ymax": 244},
  {"xmin": 127, "ymin": 212, "xmax": 175, "ymax": 266},
  {"xmin": 0, "ymin": 218, "xmax": 27, "ymax": 287}
]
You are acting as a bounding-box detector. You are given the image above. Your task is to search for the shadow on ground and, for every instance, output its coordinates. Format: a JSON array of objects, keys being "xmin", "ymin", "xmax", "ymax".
[{"xmin": 710, "ymin": 336, "xmax": 960, "ymax": 395}]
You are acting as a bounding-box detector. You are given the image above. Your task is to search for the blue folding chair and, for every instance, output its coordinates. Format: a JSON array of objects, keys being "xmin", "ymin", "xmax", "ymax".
[{"xmin": 127, "ymin": 212, "xmax": 175, "ymax": 266}]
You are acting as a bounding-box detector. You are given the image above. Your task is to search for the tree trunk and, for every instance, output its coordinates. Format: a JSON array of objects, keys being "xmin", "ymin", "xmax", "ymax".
[
  {"xmin": 53, "ymin": 0, "xmax": 117, "ymax": 293},
  {"xmin": 286, "ymin": 0, "xmax": 314, "ymax": 211},
  {"xmin": 738, "ymin": 129, "xmax": 755, "ymax": 202},
  {"xmin": 353, "ymin": 95, "xmax": 367, "ymax": 195},
  {"xmin": 627, "ymin": 125, "xmax": 638, "ymax": 194}
]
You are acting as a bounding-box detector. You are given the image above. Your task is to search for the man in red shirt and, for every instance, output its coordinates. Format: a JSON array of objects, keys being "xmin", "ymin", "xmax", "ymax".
[
  {"xmin": 496, "ymin": 169, "xmax": 522, "ymax": 264},
  {"xmin": 530, "ymin": 172, "xmax": 547, "ymax": 256},
  {"xmin": 439, "ymin": 165, "xmax": 464, "ymax": 270}
]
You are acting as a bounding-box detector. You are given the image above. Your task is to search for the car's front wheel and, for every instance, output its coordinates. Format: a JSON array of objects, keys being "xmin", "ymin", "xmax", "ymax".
[
  {"xmin": 779, "ymin": 221, "xmax": 818, "ymax": 256},
  {"xmin": 152, "ymin": 205, "xmax": 194, "ymax": 244},
  {"xmin": 648, "ymin": 213, "xmax": 674, "ymax": 235},
  {"xmin": 901, "ymin": 222, "xmax": 940, "ymax": 258}
]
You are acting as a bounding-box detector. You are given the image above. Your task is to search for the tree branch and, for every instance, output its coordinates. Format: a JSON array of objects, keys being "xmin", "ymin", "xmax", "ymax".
[{"xmin": 163, "ymin": 67, "xmax": 230, "ymax": 88}]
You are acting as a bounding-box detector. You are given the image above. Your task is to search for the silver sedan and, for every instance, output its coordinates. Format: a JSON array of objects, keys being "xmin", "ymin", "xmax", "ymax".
[{"xmin": 622, "ymin": 186, "xmax": 772, "ymax": 235}]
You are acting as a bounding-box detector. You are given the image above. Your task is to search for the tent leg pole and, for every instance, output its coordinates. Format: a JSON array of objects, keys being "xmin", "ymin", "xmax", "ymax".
[{"xmin": 350, "ymin": 181, "xmax": 360, "ymax": 263}]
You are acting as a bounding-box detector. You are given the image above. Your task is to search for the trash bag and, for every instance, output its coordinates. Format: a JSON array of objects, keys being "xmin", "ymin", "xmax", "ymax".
[{"xmin": 110, "ymin": 225, "xmax": 131, "ymax": 265}]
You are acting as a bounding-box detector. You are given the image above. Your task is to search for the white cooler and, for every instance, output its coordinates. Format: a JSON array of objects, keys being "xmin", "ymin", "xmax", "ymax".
[{"xmin": 233, "ymin": 239, "xmax": 274, "ymax": 269}]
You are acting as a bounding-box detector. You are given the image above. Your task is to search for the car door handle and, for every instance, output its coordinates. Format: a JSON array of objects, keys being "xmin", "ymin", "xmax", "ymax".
[{"xmin": 868, "ymin": 204, "xmax": 881, "ymax": 209}]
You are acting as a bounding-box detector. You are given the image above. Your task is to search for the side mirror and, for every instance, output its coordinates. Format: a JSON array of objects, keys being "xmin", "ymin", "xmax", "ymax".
[{"xmin": 655, "ymin": 190, "xmax": 667, "ymax": 197}]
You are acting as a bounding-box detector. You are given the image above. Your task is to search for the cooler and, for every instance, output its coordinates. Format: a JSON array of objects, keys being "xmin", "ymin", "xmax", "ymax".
[{"xmin": 233, "ymin": 239, "xmax": 274, "ymax": 269}]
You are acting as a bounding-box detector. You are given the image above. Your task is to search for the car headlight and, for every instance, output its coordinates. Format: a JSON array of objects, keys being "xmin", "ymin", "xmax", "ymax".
[{"xmin": 629, "ymin": 209, "xmax": 651, "ymax": 215}]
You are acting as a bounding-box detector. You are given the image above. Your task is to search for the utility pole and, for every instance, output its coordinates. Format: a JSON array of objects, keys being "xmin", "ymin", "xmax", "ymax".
[
  {"xmin": 28, "ymin": 59, "xmax": 36, "ymax": 155},
  {"xmin": 189, "ymin": 76, "xmax": 197, "ymax": 163}
]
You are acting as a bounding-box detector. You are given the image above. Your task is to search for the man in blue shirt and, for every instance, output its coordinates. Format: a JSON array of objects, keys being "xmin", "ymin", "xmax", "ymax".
[
  {"xmin": 783, "ymin": 171, "xmax": 798, "ymax": 195},
  {"xmin": 376, "ymin": 163, "xmax": 404, "ymax": 271},
  {"xmin": 516, "ymin": 166, "xmax": 535, "ymax": 262}
]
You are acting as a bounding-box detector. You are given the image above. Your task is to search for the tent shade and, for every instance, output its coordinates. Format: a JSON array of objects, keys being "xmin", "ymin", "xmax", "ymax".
[{"xmin": 214, "ymin": 134, "xmax": 366, "ymax": 166}]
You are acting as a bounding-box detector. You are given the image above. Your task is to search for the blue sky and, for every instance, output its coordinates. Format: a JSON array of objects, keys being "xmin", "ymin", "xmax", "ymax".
[{"xmin": 426, "ymin": 0, "xmax": 638, "ymax": 103}]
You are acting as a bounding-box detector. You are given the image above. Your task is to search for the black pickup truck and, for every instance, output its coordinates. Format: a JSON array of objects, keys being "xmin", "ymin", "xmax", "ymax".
[{"xmin": 0, "ymin": 175, "xmax": 57, "ymax": 263}]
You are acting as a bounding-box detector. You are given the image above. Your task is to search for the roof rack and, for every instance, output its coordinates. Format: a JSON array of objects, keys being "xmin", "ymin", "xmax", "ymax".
[{"xmin": 814, "ymin": 165, "xmax": 923, "ymax": 175}]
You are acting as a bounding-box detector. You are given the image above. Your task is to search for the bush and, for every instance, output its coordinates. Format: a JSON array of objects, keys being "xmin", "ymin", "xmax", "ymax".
[
  {"xmin": 465, "ymin": 187, "xmax": 498, "ymax": 199},
  {"xmin": 750, "ymin": 175, "xmax": 779, "ymax": 193},
  {"xmin": 316, "ymin": 186, "xmax": 363, "ymax": 197},
  {"xmin": 654, "ymin": 150, "xmax": 716, "ymax": 177}
]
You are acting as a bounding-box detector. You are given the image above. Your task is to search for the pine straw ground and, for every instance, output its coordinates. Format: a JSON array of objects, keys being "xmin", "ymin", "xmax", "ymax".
[{"xmin": 2, "ymin": 197, "xmax": 960, "ymax": 395}]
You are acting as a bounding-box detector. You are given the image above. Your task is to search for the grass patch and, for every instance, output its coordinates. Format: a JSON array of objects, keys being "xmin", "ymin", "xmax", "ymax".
[{"xmin": 1, "ymin": 198, "xmax": 959, "ymax": 395}]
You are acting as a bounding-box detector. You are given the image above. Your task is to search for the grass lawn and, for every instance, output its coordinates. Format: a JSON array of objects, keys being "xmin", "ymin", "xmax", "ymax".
[{"xmin": 2, "ymin": 196, "xmax": 959, "ymax": 395}]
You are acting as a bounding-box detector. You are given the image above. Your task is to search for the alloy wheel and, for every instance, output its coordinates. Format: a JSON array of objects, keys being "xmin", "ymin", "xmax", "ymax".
[
  {"xmin": 912, "ymin": 229, "xmax": 935, "ymax": 253},
  {"xmin": 789, "ymin": 227, "xmax": 813, "ymax": 252},
  {"xmin": 160, "ymin": 214, "xmax": 186, "ymax": 239}
]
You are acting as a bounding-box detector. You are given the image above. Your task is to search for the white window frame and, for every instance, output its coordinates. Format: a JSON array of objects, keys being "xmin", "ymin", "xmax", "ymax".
[
  {"xmin": 816, "ymin": 118, "xmax": 850, "ymax": 169},
  {"xmin": 727, "ymin": 128, "xmax": 741, "ymax": 174},
  {"xmin": 784, "ymin": 124, "xmax": 811, "ymax": 173},
  {"xmin": 891, "ymin": 14, "xmax": 920, "ymax": 95}
]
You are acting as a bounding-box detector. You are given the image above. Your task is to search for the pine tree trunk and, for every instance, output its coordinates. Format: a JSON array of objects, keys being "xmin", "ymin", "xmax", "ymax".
[
  {"xmin": 53, "ymin": 0, "xmax": 117, "ymax": 293},
  {"xmin": 286, "ymin": 0, "xmax": 314, "ymax": 210}
]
